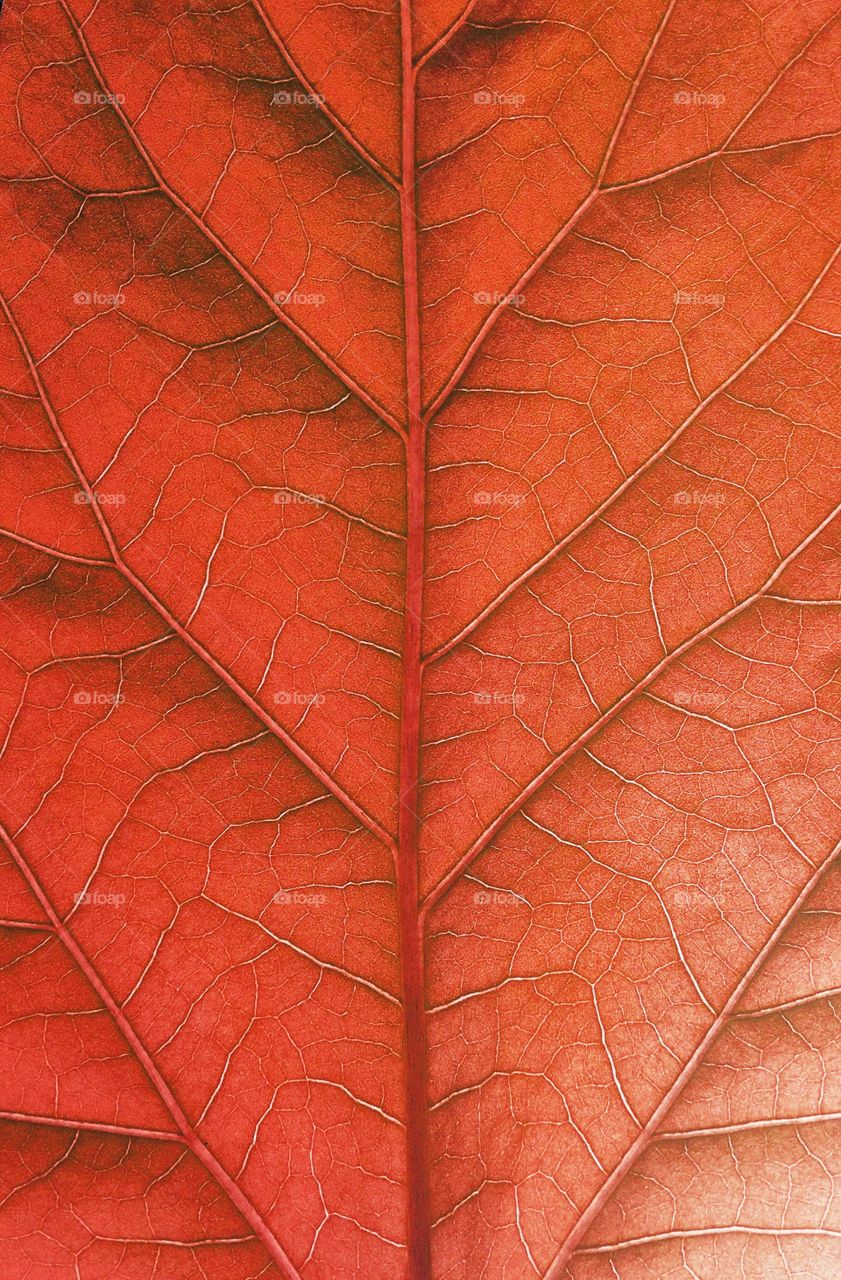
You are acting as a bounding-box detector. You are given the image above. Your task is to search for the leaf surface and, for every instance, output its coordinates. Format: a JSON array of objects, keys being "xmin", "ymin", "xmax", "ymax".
[{"xmin": 0, "ymin": 0, "xmax": 839, "ymax": 1277}]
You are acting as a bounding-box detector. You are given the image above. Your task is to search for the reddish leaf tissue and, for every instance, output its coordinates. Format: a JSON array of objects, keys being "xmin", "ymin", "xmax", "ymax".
[{"xmin": 0, "ymin": 0, "xmax": 839, "ymax": 1277}]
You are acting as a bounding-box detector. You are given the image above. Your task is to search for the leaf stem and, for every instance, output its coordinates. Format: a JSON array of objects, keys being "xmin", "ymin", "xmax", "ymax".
[{"xmin": 397, "ymin": 6, "xmax": 432, "ymax": 1276}]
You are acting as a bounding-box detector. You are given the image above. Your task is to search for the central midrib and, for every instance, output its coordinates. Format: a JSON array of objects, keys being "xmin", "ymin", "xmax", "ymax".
[{"xmin": 396, "ymin": 3, "xmax": 432, "ymax": 1278}]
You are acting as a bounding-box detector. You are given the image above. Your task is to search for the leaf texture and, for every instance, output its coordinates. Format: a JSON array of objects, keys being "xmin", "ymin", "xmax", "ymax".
[{"xmin": 0, "ymin": 0, "xmax": 839, "ymax": 1277}]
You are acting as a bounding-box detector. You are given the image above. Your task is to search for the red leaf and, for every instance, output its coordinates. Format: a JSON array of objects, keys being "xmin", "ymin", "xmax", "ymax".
[{"xmin": 0, "ymin": 0, "xmax": 840, "ymax": 1276}]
